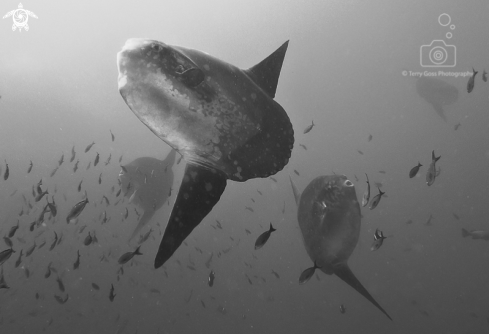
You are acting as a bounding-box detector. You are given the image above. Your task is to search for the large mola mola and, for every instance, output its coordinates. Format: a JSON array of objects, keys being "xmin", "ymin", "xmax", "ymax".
[
  {"xmin": 117, "ymin": 39, "xmax": 294, "ymax": 268},
  {"xmin": 290, "ymin": 175, "xmax": 392, "ymax": 320},
  {"xmin": 119, "ymin": 149, "xmax": 176, "ymax": 241}
]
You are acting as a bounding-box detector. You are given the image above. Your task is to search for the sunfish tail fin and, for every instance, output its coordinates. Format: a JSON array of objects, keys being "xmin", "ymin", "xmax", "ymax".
[
  {"xmin": 289, "ymin": 176, "xmax": 301, "ymax": 206},
  {"xmin": 154, "ymin": 163, "xmax": 227, "ymax": 268},
  {"xmin": 128, "ymin": 209, "xmax": 155, "ymax": 242},
  {"xmin": 335, "ymin": 264, "xmax": 392, "ymax": 321}
]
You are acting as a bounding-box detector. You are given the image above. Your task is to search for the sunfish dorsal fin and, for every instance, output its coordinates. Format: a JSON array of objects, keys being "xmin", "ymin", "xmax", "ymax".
[
  {"xmin": 334, "ymin": 264, "xmax": 392, "ymax": 321},
  {"xmin": 245, "ymin": 41, "xmax": 289, "ymax": 98},
  {"xmin": 289, "ymin": 176, "xmax": 301, "ymax": 206}
]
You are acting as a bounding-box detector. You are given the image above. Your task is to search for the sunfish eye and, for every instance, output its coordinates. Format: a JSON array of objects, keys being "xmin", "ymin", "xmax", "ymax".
[{"xmin": 344, "ymin": 180, "xmax": 353, "ymax": 187}]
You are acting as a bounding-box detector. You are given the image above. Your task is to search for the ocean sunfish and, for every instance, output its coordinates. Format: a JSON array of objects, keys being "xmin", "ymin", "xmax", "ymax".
[
  {"xmin": 117, "ymin": 39, "xmax": 294, "ymax": 268},
  {"xmin": 119, "ymin": 150, "xmax": 176, "ymax": 241},
  {"xmin": 290, "ymin": 175, "xmax": 392, "ymax": 320},
  {"xmin": 416, "ymin": 76, "xmax": 458, "ymax": 122}
]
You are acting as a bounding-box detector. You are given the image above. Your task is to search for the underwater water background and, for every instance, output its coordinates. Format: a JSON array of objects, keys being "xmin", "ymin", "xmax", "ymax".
[{"xmin": 1, "ymin": 0, "xmax": 489, "ymax": 333}]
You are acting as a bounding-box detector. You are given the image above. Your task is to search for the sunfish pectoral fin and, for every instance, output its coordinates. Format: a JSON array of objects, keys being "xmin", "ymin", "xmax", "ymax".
[
  {"xmin": 431, "ymin": 102, "xmax": 447, "ymax": 122},
  {"xmin": 128, "ymin": 209, "xmax": 155, "ymax": 242},
  {"xmin": 154, "ymin": 163, "xmax": 227, "ymax": 268},
  {"xmin": 334, "ymin": 264, "xmax": 392, "ymax": 321},
  {"xmin": 289, "ymin": 176, "xmax": 301, "ymax": 206}
]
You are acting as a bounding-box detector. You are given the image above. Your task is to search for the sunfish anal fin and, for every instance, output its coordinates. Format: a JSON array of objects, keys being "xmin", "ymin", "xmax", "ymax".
[
  {"xmin": 154, "ymin": 163, "xmax": 227, "ymax": 268},
  {"xmin": 334, "ymin": 264, "xmax": 392, "ymax": 321},
  {"xmin": 431, "ymin": 102, "xmax": 447, "ymax": 122}
]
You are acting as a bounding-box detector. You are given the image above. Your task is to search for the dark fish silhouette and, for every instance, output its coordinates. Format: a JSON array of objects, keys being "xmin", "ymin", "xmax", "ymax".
[
  {"xmin": 416, "ymin": 76, "xmax": 458, "ymax": 122},
  {"xmin": 70, "ymin": 145, "xmax": 76, "ymax": 162},
  {"xmin": 370, "ymin": 229, "xmax": 387, "ymax": 251},
  {"xmin": 27, "ymin": 160, "xmax": 33, "ymax": 173},
  {"xmin": 84, "ymin": 142, "xmax": 95, "ymax": 153},
  {"xmin": 94, "ymin": 153, "xmax": 100, "ymax": 166},
  {"xmin": 254, "ymin": 223, "xmax": 276, "ymax": 250},
  {"xmin": 467, "ymin": 68, "xmax": 477, "ymax": 93},
  {"xmin": 299, "ymin": 260, "xmax": 320, "ymax": 285},
  {"xmin": 0, "ymin": 248, "xmax": 15, "ymax": 266},
  {"xmin": 426, "ymin": 150, "xmax": 441, "ymax": 186},
  {"xmin": 303, "ymin": 121, "xmax": 314, "ymax": 134},
  {"xmin": 119, "ymin": 150, "xmax": 176, "ymax": 241},
  {"xmin": 361, "ymin": 173, "xmax": 370, "ymax": 207},
  {"xmin": 109, "ymin": 284, "xmax": 116, "ymax": 301},
  {"xmin": 118, "ymin": 39, "xmax": 293, "ymax": 268},
  {"xmin": 208, "ymin": 270, "xmax": 215, "ymax": 287},
  {"xmin": 409, "ymin": 162, "xmax": 422, "ymax": 178},
  {"xmin": 3, "ymin": 160, "xmax": 9, "ymax": 180},
  {"xmin": 66, "ymin": 198, "xmax": 89, "ymax": 223},
  {"xmin": 110, "ymin": 130, "xmax": 115, "ymax": 141},
  {"xmin": 290, "ymin": 175, "xmax": 392, "ymax": 320},
  {"xmin": 118, "ymin": 245, "xmax": 142, "ymax": 264},
  {"xmin": 369, "ymin": 187, "xmax": 385, "ymax": 210},
  {"xmin": 483, "ymin": 70, "xmax": 487, "ymax": 82}
]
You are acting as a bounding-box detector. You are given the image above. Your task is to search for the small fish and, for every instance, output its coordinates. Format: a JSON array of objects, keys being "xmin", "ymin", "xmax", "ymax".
[
  {"xmin": 454, "ymin": 122, "xmax": 461, "ymax": 131},
  {"xmin": 35, "ymin": 189, "xmax": 48, "ymax": 202},
  {"xmin": 8, "ymin": 221, "xmax": 19, "ymax": 238},
  {"xmin": 27, "ymin": 160, "xmax": 33, "ymax": 173},
  {"xmin": 483, "ymin": 69, "xmax": 487, "ymax": 82},
  {"xmin": 299, "ymin": 260, "xmax": 321, "ymax": 285},
  {"xmin": 303, "ymin": 120, "xmax": 315, "ymax": 134},
  {"xmin": 3, "ymin": 160, "xmax": 9, "ymax": 180},
  {"xmin": 245, "ymin": 206, "xmax": 254, "ymax": 213},
  {"xmin": 271, "ymin": 270, "xmax": 280, "ymax": 279},
  {"xmin": 73, "ymin": 250, "xmax": 81, "ymax": 269},
  {"xmin": 254, "ymin": 223, "xmax": 276, "ymax": 250},
  {"xmin": 26, "ymin": 242, "xmax": 36, "ymax": 256},
  {"xmin": 409, "ymin": 162, "xmax": 422, "ymax": 178},
  {"xmin": 340, "ymin": 304, "xmax": 346, "ymax": 314},
  {"xmin": 123, "ymin": 207, "xmax": 129, "ymax": 220},
  {"xmin": 299, "ymin": 144, "xmax": 307, "ymax": 150},
  {"xmin": 118, "ymin": 245, "xmax": 143, "ymax": 264},
  {"xmin": 426, "ymin": 150, "xmax": 441, "ymax": 186},
  {"xmin": 73, "ymin": 160, "xmax": 79, "ymax": 173},
  {"xmin": 94, "ymin": 153, "xmax": 100, "ymax": 166},
  {"xmin": 378, "ymin": 170, "xmax": 386, "ymax": 174},
  {"xmin": 56, "ymin": 276, "xmax": 65, "ymax": 292},
  {"xmin": 98, "ymin": 173, "xmax": 102, "ymax": 184},
  {"xmin": 47, "ymin": 197, "xmax": 57, "ymax": 217},
  {"xmin": 467, "ymin": 68, "xmax": 477, "ymax": 93},
  {"xmin": 50, "ymin": 166, "xmax": 59, "ymax": 178},
  {"xmin": 14, "ymin": 249, "xmax": 23, "ymax": 268},
  {"xmin": 70, "ymin": 145, "xmax": 76, "ymax": 162},
  {"xmin": 54, "ymin": 294, "xmax": 69, "ymax": 304},
  {"xmin": 370, "ymin": 229, "xmax": 387, "ymax": 251},
  {"xmin": 77, "ymin": 179, "xmax": 83, "ymax": 192},
  {"xmin": 49, "ymin": 232, "xmax": 58, "ymax": 251},
  {"xmin": 368, "ymin": 134, "xmax": 373, "ymax": 142},
  {"xmin": 58, "ymin": 153, "xmax": 64, "ymax": 166},
  {"xmin": 45, "ymin": 262, "xmax": 53, "ymax": 278},
  {"xmin": 369, "ymin": 187, "xmax": 385, "ymax": 210},
  {"xmin": 138, "ymin": 228, "xmax": 153, "ymax": 245},
  {"xmin": 0, "ymin": 248, "xmax": 15, "ymax": 265},
  {"xmin": 102, "ymin": 195, "xmax": 110, "ymax": 206},
  {"xmin": 361, "ymin": 173, "xmax": 370, "ymax": 207},
  {"xmin": 109, "ymin": 284, "xmax": 116, "ymax": 301},
  {"xmin": 84, "ymin": 232, "xmax": 93, "ymax": 246},
  {"xmin": 208, "ymin": 270, "xmax": 215, "ymax": 287},
  {"xmin": 357, "ymin": 149, "xmax": 364, "ymax": 155},
  {"xmin": 84, "ymin": 141, "xmax": 95, "ymax": 153},
  {"xmin": 3, "ymin": 236, "xmax": 13, "ymax": 248},
  {"xmin": 91, "ymin": 283, "xmax": 100, "ymax": 290},
  {"xmin": 453, "ymin": 213, "xmax": 460, "ymax": 220},
  {"xmin": 110, "ymin": 130, "xmax": 115, "ymax": 141},
  {"xmin": 294, "ymin": 169, "xmax": 300, "ymax": 176},
  {"xmin": 462, "ymin": 228, "xmax": 489, "ymax": 240},
  {"xmin": 0, "ymin": 268, "xmax": 9, "ymax": 289},
  {"xmin": 105, "ymin": 153, "xmax": 112, "ymax": 166},
  {"xmin": 86, "ymin": 161, "xmax": 91, "ymax": 170},
  {"xmin": 425, "ymin": 214, "xmax": 434, "ymax": 226},
  {"xmin": 66, "ymin": 198, "xmax": 89, "ymax": 223}
]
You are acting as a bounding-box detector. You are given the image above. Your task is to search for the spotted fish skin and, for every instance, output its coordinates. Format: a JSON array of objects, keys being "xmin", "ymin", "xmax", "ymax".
[{"xmin": 117, "ymin": 39, "xmax": 294, "ymax": 268}]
